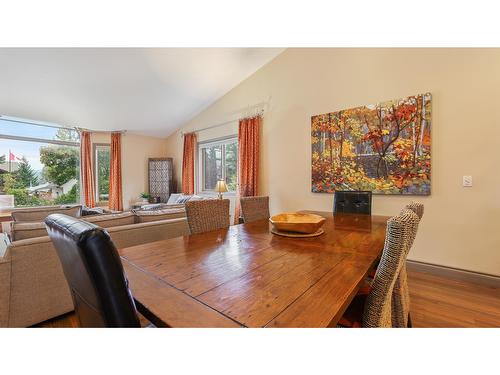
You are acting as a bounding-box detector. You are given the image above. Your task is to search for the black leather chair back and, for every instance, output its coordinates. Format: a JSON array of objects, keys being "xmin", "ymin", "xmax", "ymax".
[
  {"xmin": 45, "ymin": 214, "xmax": 140, "ymax": 327},
  {"xmin": 333, "ymin": 190, "xmax": 372, "ymax": 215}
]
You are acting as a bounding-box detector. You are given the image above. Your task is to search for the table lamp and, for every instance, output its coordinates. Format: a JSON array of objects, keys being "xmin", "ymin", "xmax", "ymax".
[{"xmin": 215, "ymin": 180, "xmax": 228, "ymax": 199}]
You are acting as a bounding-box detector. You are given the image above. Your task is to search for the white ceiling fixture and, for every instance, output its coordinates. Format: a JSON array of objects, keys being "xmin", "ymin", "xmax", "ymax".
[{"xmin": 0, "ymin": 48, "xmax": 284, "ymax": 138}]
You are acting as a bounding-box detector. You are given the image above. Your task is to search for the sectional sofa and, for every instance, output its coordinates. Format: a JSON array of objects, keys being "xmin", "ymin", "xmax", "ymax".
[{"xmin": 0, "ymin": 205, "xmax": 190, "ymax": 327}]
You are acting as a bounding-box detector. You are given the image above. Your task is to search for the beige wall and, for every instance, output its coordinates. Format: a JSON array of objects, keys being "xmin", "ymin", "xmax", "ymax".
[
  {"xmin": 91, "ymin": 132, "xmax": 166, "ymax": 209},
  {"xmin": 165, "ymin": 48, "xmax": 500, "ymax": 276}
]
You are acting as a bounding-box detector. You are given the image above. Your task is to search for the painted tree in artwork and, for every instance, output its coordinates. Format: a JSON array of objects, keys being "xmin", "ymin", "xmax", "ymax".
[{"xmin": 311, "ymin": 93, "xmax": 431, "ymax": 195}]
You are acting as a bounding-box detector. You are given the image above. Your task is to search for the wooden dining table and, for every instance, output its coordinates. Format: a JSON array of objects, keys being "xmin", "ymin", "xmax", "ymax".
[{"xmin": 119, "ymin": 211, "xmax": 389, "ymax": 328}]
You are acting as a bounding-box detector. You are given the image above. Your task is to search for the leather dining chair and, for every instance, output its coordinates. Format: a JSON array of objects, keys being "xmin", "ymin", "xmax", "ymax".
[
  {"xmin": 45, "ymin": 214, "xmax": 141, "ymax": 328},
  {"xmin": 333, "ymin": 190, "xmax": 372, "ymax": 215}
]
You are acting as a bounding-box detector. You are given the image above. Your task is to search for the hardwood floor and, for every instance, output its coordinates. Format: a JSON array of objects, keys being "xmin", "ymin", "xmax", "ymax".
[
  {"xmin": 33, "ymin": 267, "xmax": 500, "ymax": 328},
  {"xmin": 408, "ymin": 268, "xmax": 500, "ymax": 328},
  {"xmin": 34, "ymin": 311, "xmax": 151, "ymax": 328},
  {"xmin": 36, "ymin": 312, "xmax": 80, "ymax": 328}
]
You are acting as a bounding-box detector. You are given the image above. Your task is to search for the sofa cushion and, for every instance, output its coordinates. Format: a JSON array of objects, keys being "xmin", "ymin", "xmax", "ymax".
[
  {"xmin": 82, "ymin": 212, "xmax": 135, "ymax": 228},
  {"xmin": 81, "ymin": 206, "xmax": 104, "ymax": 216},
  {"xmin": 107, "ymin": 218, "xmax": 190, "ymax": 249},
  {"xmin": 138, "ymin": 203, "xmax": 169, "ymax": 211},
  {"xmin": 0, "ymin": 233, "xmax": 10, "ymax": 257},
  {"xmin": 3, "ymin": 236, "xmax": 74, "ymax": 327},
  {"xmin": 10, "ymin": 222, "xmax": 48, "ymax": 242},
  {"xmin": 134, "ymin": 208, "xmax": 186, "ymax": 223},
  {"xmin": 175, "ymin": 195, "xmax": 193, "ymax": 204},
  {"xmin": 11, "ymin": 205, "xmax": 82, "ymax": 222},
  {"xmin": 189, "ymin": 195, "xmax": 204, "ymax": 201},
  {"xmin": 167, "ymin": 193, "xmax": 182, "ymax": 205},
  {"xmin": 174, "ymin": 194, "xmax": 209, "ymax": 204}
]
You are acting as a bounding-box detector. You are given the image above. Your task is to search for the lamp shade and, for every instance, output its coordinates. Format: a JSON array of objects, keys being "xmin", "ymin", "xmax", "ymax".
[{"xmin": 215, "ymin": 180, "xmax": 228, "ymax": 193}]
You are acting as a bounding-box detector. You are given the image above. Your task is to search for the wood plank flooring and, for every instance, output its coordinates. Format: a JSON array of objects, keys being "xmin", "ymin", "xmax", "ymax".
[
  {"xmin": 33, "ymin": 267, "xmax": 500, "ymax": 328},
  {"xmin": 408, "ymin": 268, "xmax": 500, "ymax": 328}
]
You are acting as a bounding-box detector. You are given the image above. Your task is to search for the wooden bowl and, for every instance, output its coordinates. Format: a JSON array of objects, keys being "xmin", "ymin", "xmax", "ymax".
[{"xmin": 269, "ymin": 212, "xmax": 326, "ymax": 234}]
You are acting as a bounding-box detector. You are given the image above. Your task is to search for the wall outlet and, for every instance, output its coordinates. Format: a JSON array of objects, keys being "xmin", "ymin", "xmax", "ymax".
[{"xmin": 463, "ymin": 176, "xmax": 473, "ymax": 187}]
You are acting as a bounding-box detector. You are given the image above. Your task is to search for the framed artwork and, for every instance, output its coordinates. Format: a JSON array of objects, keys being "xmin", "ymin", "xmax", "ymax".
[{"xmin": 311, "ymin": 93, "xmax": 431, "ymax": 195}]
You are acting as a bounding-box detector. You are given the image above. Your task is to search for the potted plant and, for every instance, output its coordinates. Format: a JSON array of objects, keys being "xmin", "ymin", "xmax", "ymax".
[{"xmin": 140, "ymin": 192, "xmax": 151, "ymax": 203}]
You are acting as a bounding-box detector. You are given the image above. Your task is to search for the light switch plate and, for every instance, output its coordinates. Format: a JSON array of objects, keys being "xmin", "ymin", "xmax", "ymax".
[{"xmin": 463, "ymin": 176, "xmax": 473, "ymax": 187}]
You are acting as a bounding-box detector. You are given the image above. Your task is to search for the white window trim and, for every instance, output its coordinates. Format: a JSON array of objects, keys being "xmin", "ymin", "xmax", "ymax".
[{"xmin": 197, "ymin": 136, "xmax": 238, "ymax": 196}]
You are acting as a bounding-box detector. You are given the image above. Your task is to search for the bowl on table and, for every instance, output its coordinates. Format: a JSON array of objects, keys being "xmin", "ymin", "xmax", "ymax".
[{"xmin": 269, "ymin": 212, "xmax": 326, "ymax": 235}]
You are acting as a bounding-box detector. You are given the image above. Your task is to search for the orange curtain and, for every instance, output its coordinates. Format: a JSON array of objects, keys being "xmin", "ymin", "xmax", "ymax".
[
  {"xmin": 80, "ymin": 131, "xmax": 95, "ymax": 207},
  {"xmin": 182, "ymin": 133, "xmax": 197, "ymax": 194},
  {"xmin": 109, "ymin": 132, "xmax": 123, "ymax": 211},
  {"xmin": 235, "ymin": 116, "xmax": 261, "ymax": 223}
]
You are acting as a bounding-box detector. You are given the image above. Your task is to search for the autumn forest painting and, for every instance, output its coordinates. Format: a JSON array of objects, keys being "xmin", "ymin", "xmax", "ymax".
[{"xmin": 311, "ymin": 93, "xmax": 431, "ymax": 195}]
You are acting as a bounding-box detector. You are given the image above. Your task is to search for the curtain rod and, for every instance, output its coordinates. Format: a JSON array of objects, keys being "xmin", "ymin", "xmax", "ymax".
[
  {"xmin": 75, "ymin": 127, "xmax": 127, "ymax": 135},
  {"xmin": 181, "ymin": 104, "xmax": 266, "ymax": 137},
  {"xmin": 181, "ymin": 118, "xmax": 239, "ymax": 136}
]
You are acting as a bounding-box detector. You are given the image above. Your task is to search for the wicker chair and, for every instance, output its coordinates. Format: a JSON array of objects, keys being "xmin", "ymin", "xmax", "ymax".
[
  {"xmin": 240, "ymin": 196, "xmax": 270, "ymax": 223},
  {"xmin": 391, "ymin": 201, "xmax": 424, "ymax": 327},
  {"xmin": 338, "ymin": 209, "xmax": 420, "ymax": 327},
  {"xmin": 185, "ymin": 199, "xmax": 230, "ymax": 234},
  {"xmin": 404, "ymin": 201, "xmax": 424, "ymax": 220}
]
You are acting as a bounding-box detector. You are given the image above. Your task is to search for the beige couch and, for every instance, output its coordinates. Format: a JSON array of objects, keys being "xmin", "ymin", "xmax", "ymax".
[
  {"xmin": 0, "ymin": 208, "xmax": 189, "ymax": 327},
  {"xmin": 8, "ymin": 208, "xmax": 186, "ymax": 241},
  {"xmin": 10, "ymin": 205, "xmax": 83, "ymax": 221}
]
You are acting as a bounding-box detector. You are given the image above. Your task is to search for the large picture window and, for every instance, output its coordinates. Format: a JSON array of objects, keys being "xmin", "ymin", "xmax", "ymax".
[
  {"xmin": 0, "ymin": 116, "xmax": 80, "ymax": 208},
  {"xmin": 198, "ymin": 137, "xmax": 238, "ymax": 193}
]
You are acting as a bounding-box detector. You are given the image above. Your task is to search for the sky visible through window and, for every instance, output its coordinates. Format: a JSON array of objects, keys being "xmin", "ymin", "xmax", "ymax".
[
  {"xmin": 0, "ymin": 117, "xmax": 81, "ymax": 207},
  {"xmin": 0, "ymin": 118, "xmax": 78, "ymax": 170}
]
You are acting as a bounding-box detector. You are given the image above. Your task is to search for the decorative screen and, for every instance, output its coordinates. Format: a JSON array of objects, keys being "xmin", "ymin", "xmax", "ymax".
[{"xmin": 148, "ymin": 158, "xmax": 173, "ymax": 203}]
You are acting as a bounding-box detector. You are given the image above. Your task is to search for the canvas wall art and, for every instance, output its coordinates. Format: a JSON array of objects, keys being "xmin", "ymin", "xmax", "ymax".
[{"xmin": 311, "ymin": 93, "xmax": 431, "ymax": 195}]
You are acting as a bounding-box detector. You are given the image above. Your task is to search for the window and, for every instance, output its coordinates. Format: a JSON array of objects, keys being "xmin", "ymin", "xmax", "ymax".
[
  {"xmin": 0, "ymin": 116, "xmax": 80, "ymax": 208},
  {"xmin": 94, "ymin": 144, "xmax": 110, "ymax": 202},
  {"xmin": 198, "ymin": 137, "xmax": 238, "ymax": 192}
]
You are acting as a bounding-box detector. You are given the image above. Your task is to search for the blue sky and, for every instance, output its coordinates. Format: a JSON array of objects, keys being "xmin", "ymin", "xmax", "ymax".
[
  {"xmin": 0, "ymin": 118, "xmax": 78, "ymax": 170},
  {"xmin": 0, "ymin": 139, "xmax": 46, "ymax": 170}
]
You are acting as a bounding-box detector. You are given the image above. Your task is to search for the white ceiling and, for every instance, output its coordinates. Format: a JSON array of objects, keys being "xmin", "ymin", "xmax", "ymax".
[{"xmin": 0, "ymin": 48, "xmax": 284, "ymax": 137}]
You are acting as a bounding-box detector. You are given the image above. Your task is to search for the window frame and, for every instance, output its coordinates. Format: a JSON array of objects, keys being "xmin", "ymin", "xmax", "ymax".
[
  {"xmin": 0, "ymin": 116, "xmax": 81, "ymax": 208},
  {"xmin": 197, "ymin": 136, "xmax": 238, "ymax": 195},
  {"xmin": 93, "ymin": 143, "xmax": 111, "ymax": 203},
  {"xmin": 0, "ymin": 116, "xmax": 80, "ymax": 148}
]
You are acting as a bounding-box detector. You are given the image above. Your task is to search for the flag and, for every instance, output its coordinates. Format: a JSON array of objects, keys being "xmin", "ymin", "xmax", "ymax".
[{"xmin": 9, "ymin": 151, "xmax": 16, "ymax": 161}]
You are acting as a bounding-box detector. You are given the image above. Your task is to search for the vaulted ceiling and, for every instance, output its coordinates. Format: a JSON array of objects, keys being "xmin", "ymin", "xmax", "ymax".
[{"xmin": 0, "ymin": 48, "xmax": 284, "ymax": 137}]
